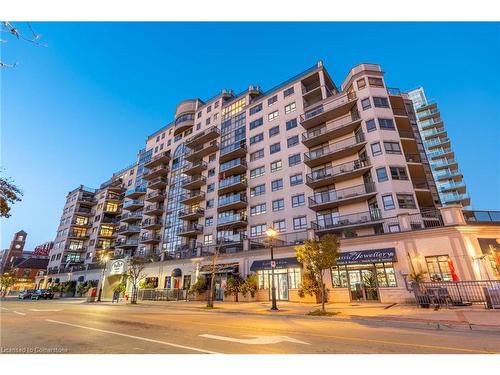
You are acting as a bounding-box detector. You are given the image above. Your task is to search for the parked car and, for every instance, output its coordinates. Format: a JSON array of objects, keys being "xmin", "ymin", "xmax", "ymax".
[
  {"xmin": 18, "ymin": 289, "xmax": 36, "ymax": 299},
  {"xmin": 31, "ymin": 289, "xmax": 55, "ymax": 300}
]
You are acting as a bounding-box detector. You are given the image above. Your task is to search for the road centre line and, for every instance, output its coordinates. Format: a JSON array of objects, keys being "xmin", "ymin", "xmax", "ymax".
[
  {"xmin": 0, "ymin": 307, "xmax": 9, "ymax": 311},
  {"xmin": 13, "ymin": 311, "xmax": 26, "ymax": 316},
  {"xmin": 45, "ymin": 319, "xmax": 222, "ymax": 354}
]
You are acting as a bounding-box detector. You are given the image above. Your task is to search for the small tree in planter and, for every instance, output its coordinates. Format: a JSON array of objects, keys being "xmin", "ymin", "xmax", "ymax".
[
  {"xmin": 76, "ymin": 282, "xmax": 89, "ymax": 297},
  {"xmin": 224, "ymin": 275, "xmax": 244, "ymax": 302},
  {"xmin": 125, "ymin": 256, "xmax": 148, "ymax": 304},
  {"xmin": 188, "ymin": 276, "xmax": 207, "ymax": 300},
  {"xmin": 240, "ymin": 274, "xmax": 258, "ymax": 300},
  {"xmin": 63, "ymin": 281, "xmax": 76, "ymax": 297}
]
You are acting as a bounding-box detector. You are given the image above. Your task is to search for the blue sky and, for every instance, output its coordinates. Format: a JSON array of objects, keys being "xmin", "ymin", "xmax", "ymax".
[{"xmin": 1, "ymin": 22, "xmax": 499, "ymax": 250}]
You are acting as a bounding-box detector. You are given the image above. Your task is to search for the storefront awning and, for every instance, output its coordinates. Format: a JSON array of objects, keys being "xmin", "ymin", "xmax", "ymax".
[
  {"xmin": 199, "ymin": 262, "xmax": 239, "ymax": 274},
  {"xmin": 171, "ymin": 268, "xmax": 182, "ymax": 277},
  {"xmin": 336, "ymin": 248, "xmax": 396, "ymax": 265},
  {"xmin": 250, "ymin": 257, "xmax": 301, "ymax": 271}
]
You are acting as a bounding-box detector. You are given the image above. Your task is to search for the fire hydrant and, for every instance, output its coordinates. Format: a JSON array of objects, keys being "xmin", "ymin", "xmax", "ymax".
[{"xmin": 125, "ymin": 294, "xmax": 129, "ymax": 301}]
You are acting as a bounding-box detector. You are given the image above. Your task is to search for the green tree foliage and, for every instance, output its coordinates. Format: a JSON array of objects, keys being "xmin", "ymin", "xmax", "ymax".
[
  {"xmin": 0, "ymin": 274, "xmax": 17, "ymax": 294},
  {"xmin": 0, "ymin": 171, "xmax": 23, "ymax": 218},
  {"xmin": 240, "ymin": 274, "xmax": 259, "ymax": 298},
  {"xmin": 188, "ymin": 276, "xmax": 207, "ymax": 296},
  {"xmin": 224, "ymin": 275, "xmax": 244, "ymax": 301}
]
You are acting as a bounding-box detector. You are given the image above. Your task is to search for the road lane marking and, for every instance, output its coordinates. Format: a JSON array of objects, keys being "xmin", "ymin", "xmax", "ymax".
[
  {"xmin": 13, "ymin": 311, "xmax": 26, "ymax": 316},
  {"xmin": 0, "ymin": 307, "xmax": 9, "ymax": 311},
  {"xmin": 45, "ymin": 319, "xmax": 222, "ymax": 354},
  {"xmin": 29, "ymin": 309, "xmax": 62, "ymax": 312},
  {"xmin": 200, "ymin": 334, "xmax": 310, "ymax": 345}
]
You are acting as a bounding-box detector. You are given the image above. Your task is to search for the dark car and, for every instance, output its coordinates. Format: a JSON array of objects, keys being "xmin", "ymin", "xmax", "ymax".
[
  {"xmin": 18, "ymin": 289, "xmax": 36, "ymax": 299},
  {"xmin": 31, "ymin": 289, "xmax": 55, "ymax": 300}
]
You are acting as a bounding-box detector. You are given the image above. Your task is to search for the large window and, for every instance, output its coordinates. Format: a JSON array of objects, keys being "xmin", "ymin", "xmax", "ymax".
[
  {"xmin": 272, "ymin": 198, "xmax": 285, "ymax": 211},
  {"xmin": 250, "ymin": 149, "xmax": 264, "ymax": 161},
  {"xmin": 286, "ymin": 118, "xmax": 298, "ymax": 130},
  {"xmin": 284, "ymin": 102, "xmax": 296, "ymax": 114},
  {"xmin": 250, "ymin": 184, "xmax": 266, "ymax": 197},
  {"xmin": 270, "ymin": 142, "xmax": 281, "ymax": 154},
  {"xmin": 426, "ymin": 255, "xmax": 453, "ymax": 281},
  {"xmin": 331, "ymin": 263, "xmax": 396, "ymax": 288},
  {"xmin": 397, "ymin": 194, "xmax": 417, "ymax": 209},
  {"xmin": 373, "ymin": 97, "xmax": 390, "ymax": 108},
  {"xmin": 250, "ymin": 203, "xmax": 267, "ymax": 216},
  {"xmin": 250, "ymin": 166, "xmax": 265, "ymax": 179},
  {"xmin": 250, "ymin": 224, "xmax": 267, "ymax": 237},
  {"xmin": 268, "ymin": 110, "xmax": 279, "ymax": 121},
  {"xmin": 390, "ymin": 166, "xmax": 408, "ymax": 180},
  {"xmin": 250, "ymin": 117, "xmax": 263, "ymax": 130},
  {"xmin": 269, "ymin": 126, "xmax": 280, "ymax": 137},
  {"xmin": 257, "ymin": 268, "xmax": 301, "ymax": 290},
  {"xmin": 293, "ymin": 216, "xmax": 307, "ymax": 230},
  {"xmin": 250, "ymin": 133, "xmax": 264, "ymax": 145}
]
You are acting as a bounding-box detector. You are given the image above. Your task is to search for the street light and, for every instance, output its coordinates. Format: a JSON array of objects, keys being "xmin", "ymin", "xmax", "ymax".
[
  {"xmin": 266, "ymin": 227, "xmax": 278, "ymax": 311},
  {"xmin": 97, "ymin": 254, "xmax": 110, "ymax": 302}
]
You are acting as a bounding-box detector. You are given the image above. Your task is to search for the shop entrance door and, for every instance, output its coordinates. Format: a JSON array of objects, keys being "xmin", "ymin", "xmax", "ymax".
[
  {"xmin": 269, "ymin": 272, "xmax": 289, "ymax": 301},
  {"xmin": 347, "ymin": 268, "xmax": 379, "ymax": 301}
]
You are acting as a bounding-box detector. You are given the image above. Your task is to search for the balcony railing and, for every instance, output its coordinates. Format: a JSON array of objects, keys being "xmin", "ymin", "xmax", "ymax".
[
  {"xmin": 434, "ymin": 169, "xmax": 462, "ymax": 180},
  {"xmin": 144, "ymin": 151, "xmax": 171, "ymax": 168},
  {"xmin": 304, "ymin": 133, "xmax": 365, "ymax": 164},
  {"xmin": 311, "ymin": 209, "xmax": 383, "ymax": 231},
  {"xmin": 306, "ymin": 159, "xmax": 371, "ymax": 186},
  {"xmin": 147, "ymin": 176, "xmax": 168, "ymax": 188},
  {"xmin": 219, "ymin": 158, "xmax": 247, "ymax": 173},
  {"xmin": 177, "ymin": 224, "xmax": 203, "ymax": 235},
  {"xmin": 438, "ymin": 181, "xmax": 465, "ymax": 192},
  {"xmin": 412, "ymin": 179, "xmax": 430, "ymax": 189},
  {"xmin": 217, "ymin": 213, "xmax": 248, "ymax": 226},
  {"xmin": 185, "ymin": 126, "xmax": 220, "ymax": 146},
  {"xmin": 301, "ymin": 112, "xmax": 361, "ymax": 144},
  {"xmin": 117, "ymin": 225, "xmax": 141, "ymax": 234},
  {"xmin": 218, "ymin": 194, "xmax": 247, "ymax": 207},
  {"xmin": 387, "ymin": 87, "xmax": 401, "ymax": 95},
  {"xmin": 180, "ymin": 191, "xmax": 206, "ymax": 203},
  {"xmin": 464, "ymin": 210, "xmax": 500, "ymax": 223},
  {"xmin": 116, "ymin": 238, "xmax": 140, "ymax": 247},
  {"xmin": 178, "ymin": 207, "xmax": 205, "ymax": 218},
  {"xmin": 300, "ymin": 91, "xmax": 357, "ymax": 124},
  {"xmin": 216, "ymin": 233, "xmax": 247, "ymax": 244},
  {"xmin": 425, "ymin": 137, "xmax": 450, "ymax": 148},
  {"xmin": 308, "ymin": 183, "xmax": 376, "ymax": 207},
  {"xmin": 125, "ymin": 186, "xmax": 147, "ymax": 197},
  {"xmin": 405, "ymin": 154, "xmax": 422, "ymax": 163},
  {"xmin": 441, "ymin": 192, "xmax": 470, "ymax": 203},
  {"xmin": 123, "ymin": 199, "xmax": 144, "ymax": 209},
  {"xmin": 140, "ymin": 234, "xmax": 162, "ymax": 243},
  {"xmin": 220, "ymin": 142, "xmax": 247, "ymax": 158},
  {"xmin": 120, "ymin": 211, "xmax": 143, "ymax": 221},
  {"xmin": 182, "ymin": 160, "xmax": 207, "ymax": 173},
  {"xmin": 218, "ymin": 175, "xmax": 247, "ymax": 190}
]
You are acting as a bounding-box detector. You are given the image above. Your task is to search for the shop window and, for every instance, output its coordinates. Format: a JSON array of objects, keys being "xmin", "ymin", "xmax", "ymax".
[
  {"xmin": 164, "ymin": 276, "xmax": 171, "ymax": 289},
  {"xmin": 183, "ymin": 275, "xmax": 192, "ymax": 290},
  {"xmin": 425, "ymin": 255, "xmax": 454, "ymax": 281}
]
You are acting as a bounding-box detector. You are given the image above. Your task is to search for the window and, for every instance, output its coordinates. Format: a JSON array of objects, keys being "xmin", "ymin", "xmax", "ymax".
[
  {"xmin": 371, "ymin": 142, "xmax": 382, "ymax": 156},
  {"xmin": 384, "ymin": 141, "xmax": 401, "ymax": 154},
  {"xmin": 250, "ymin": 184, "xmax": 266, "ymax": 197},
  {"xmin": 283, "ymin": 87, "xmax": 294, "ymax": 97},
  {"xmin": 286, "ymin": 118, "xmax": 298, "ymax": 130},
  {"xmin": 284, "ymin": 102, "xmax": 296, "ymax": 114},
  {"xmin": 378, "ymin": 118, "xmax": 395, "ymax": 130},
  {"xmin": 288, "ymin": 153, "xmax": 301, "ymax": 166},
  {"xmin": 214, "ymin": 101, "xmax": 219, "ymax": 108},
  {"xmin": 270, "ymin": 142, "xmax": 281, "ymax": 154},
  {"xmin": 271, "ymin": 179, "xmax": 283, "ymax": 191},
  {"xmin": 268, "ymin": 110, "xmax": 279, "ymax": 121},
  {"xmin": 376, "ymin": 167, "xmax": 389, "ymax": 182},
  {"xmin": 197, "ymin": 112, "xmax": 202, "ymax": 119},
  {"xmin": 250, "ymin": 149, "xmax": 264, "ymax": 161},
  {"xmin": 382, "ymin": 194, "xmax": 396, "ymax": 210},
  {"xmin": 368, "ymin": 77, "xmax": 384, "ymax": 87},
  {"xmin": 250, "ymin": 166, "xmax": 265, "ymax": 179},
  {"xmin": 207, "ymin": 183, "xmax": 215, "ymax": 193},
  {"xmin": 207, "ymin": 105, "xmax": 212, "ymax": 113},
  {"xmin": 290, "ymin": 173, "xmax": 303, "ymax": 186},
  {"xmin": 270, "ymin": 160, "xmax": 282, "ymax": 172},
  {"xmin": 273, "ymin": 219, "xmax": 286, "ymax": 232},
  {"xmin": 268, "ymin": 95, "xmax": 278, "ymax": 106},
  {"xmin": 390, "ymin": 166, "xmax": 408, "ymax": 180},
  {"xmin": 366, "ymin": 119, "xmax": 376, "ymax": 132},
  {"xmin": 388, "ymin": 224, "xmax": 401, "ymax": 233},
  {"xmin": 208, "ymin": 168, "xmax": 215, "ymax": 177},
  {"xmin": 269, "ymin": 126, "xmax": 280, "ymax": 137},
  {"xmin": 204, "ymin": 234, "xmax": 213, "ymax": 245},
  {"xmin": 250, "ymin": 203, "xmax": 267, "ymax": 216},
  {"xmin": 361, "ymin": 98, "xmax": 371, "ymax": 110},
  {"xmin": 249, "ymin": 103, "xmax": 262, "ymax": 115},
  {"xmin": 293, "ymin": 216, "xmax": 307, "ymax": 230},
  {"xmin": 272, "ymin": 198, "xmax": 285, "ymax": 211},
  {"xmin": 357, "ymin": 78, "xmax": 366, "ymax": 90},
  {"xmin": 373, "ymin": 96, "xmax": 390, "ymax": 108},
  {"xmin": 250, "ymin": 133, "xmax": 264, "ymax": 145},
  {"xmin": 397, "ymin": 193, "xmax": 417, "ymax": 209},
  {"xmin": 426, "ymin": 255, "xmax": 453, "ymax": 281},
  {"xmin": 206, "ymin": 117, "xmax": 211, "ymax": 125},
  {"xmin": 287, "ymin": 135, "xmax": 299, "ymax": 148},
  {"xmin": 250, "ymin": 224, "xmax": 267, "ymax": 237},
  {"xmin": 205, "ymin": 217, "xmax": 213, "ymax": 226},
  {"xmin": 249, "ymin": 117, "xmax": 263, "ymax": 130},
  {"xmin": 206, "ymin": 199, "xmax": 214, "ymax": 208},
  {"xmin": 209, "ymin": 154, "xmax": 216, "ymax": 162},
  {"xmin": 332, "ymin": 262, "xmax": 396, "ymax": 288},
  {"xmin": 291, "ymin": 194, "xmax": 305, "ymax": 207}
]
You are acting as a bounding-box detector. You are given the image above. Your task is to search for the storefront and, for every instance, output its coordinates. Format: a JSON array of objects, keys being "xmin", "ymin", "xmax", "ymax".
[
  {"xmin": 199, "ymin": 262, "xmax": 239, "ymax": 300},
  {"xmin": 331, "ymin": 248, "xmax": 397, "ymax": 302},
  {"xmin": 250, "ymin": 257, "xmax": 301, "ymax": 301},
  {"xmin": 478, "ymin": 238, "xmax": 500, "ymax": 279}
]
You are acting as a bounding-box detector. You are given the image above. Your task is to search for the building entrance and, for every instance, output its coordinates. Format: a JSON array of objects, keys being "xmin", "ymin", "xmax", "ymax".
[{"xmin": 347, "ymin": 268, "xmax": 379, "ymax": 301}]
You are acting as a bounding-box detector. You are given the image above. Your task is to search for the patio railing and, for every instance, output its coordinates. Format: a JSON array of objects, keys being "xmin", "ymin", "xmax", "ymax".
[{"xmin": 138, "ymin": 288, "xmax": 188, "ymax": 301}]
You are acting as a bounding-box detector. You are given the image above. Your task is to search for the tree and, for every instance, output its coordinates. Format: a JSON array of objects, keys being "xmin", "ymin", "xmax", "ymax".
[
  {"xmin": 188, "ymin": 276, "xmax": 207, "ymax": 297},
  {"xmin": 240, "ymin": 274, "xmax": 258, "ymax": 299},
  {"xmin": 224, "ymin": 275, "xmax": 244, "ymax": 302},
  {"xmin": 295, "ymin": 234, "xmax": 340, "ymax": 312},
  {"xmin": 0, "ymin": 170, "xmax": 23, "ymax": 218},
  {"xmin": 0, "ymin": 274, "xmax": 16, "ymax": 296},
  {"xmin": 125, "ymin": 256, "xmax": 148, "ymax": 304},
  {"xmin": 1, "ymin": 22, "xmax": 47, "ymax": 68}
]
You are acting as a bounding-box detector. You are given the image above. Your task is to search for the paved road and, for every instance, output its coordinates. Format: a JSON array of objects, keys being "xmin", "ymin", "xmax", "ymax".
[{"xmin": 1, "ymin": 299, "xmax": 499, "ymax": 354}]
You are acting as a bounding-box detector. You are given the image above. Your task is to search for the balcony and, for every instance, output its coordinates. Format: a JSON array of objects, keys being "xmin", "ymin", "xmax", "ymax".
[
  {"xmin": 185, "ymin": 126, "xmax": 220, "ymax": 148},
  {"xmin": 300, "ymin": 91, "xmax": 358, "ymax": 129},
  {"xmin": 308, "ymin": 183, "xmax": 377, "ymax": 211},
  {"xmin": 301, "ymin": 112, "xmax": 362, "ymax": 148},
  {"xmin": 417, "ymin": 108, "xmax": 440, "ymax": 121},
  {"xmin": 144, "ymin": 151, "xmax": 171, "ymax": 169},
  {"xmin": 77, "ymin": 196, "xmax": 95, "ymax": 205},
  {"xmin": 311, "ymin": 209, "xmax": 384, "ymax": 233},
  {"xmin": 145, "ymin": 190, "xmax": 166, "ymax": 203},
  {"xmin": 219, "ymin": 142, "xmax": 247, "ymax": 164},
  {"xmin": 147, "ymin": 176, "xmax": 168, "ymax": 190},
  {"xmin": 117, "ymin": 225, "xmax": 141, "ymax": 235},
  {"xmin": 405, "ymin": 154, "xmax": 422, "ymax": 164},
  {"xmin": 105, "ymin": 193, "xmax": 122, "ymax": 203},
  {"xmin": 218, "ymin": 175, "xmax": 247, "ymax": 195},
  {"xmin": 425, "ymin": 136, "xmax": 450, "ymax": 149},
  {"xmin": 219, "ymin": 158, "xmax": 247, "ymax": 175},
  {"xmin": 70, "ymin": 219, "xmax": 91, "ymax": 227},
  {"xmin": 68, "ymin": 230, "xmax": 89, "ymax": 239},
  {"xmin": 306, "ymin": 159, "xmax": 371, "ymax": 189},
  {"xmin": 216, "ymin": 233, "xmax": 247, "ymax": 246},
  {"xmin": 97, "ymin": 229, "xmax": 116, "ymax": 239},
  {"xmin": 181, "ymin": 175, "xmax": 207, "ymax": 190},
  {"xmin": 173, "ymin": 112, "xmax": 195, "ymax": 136},
  {"xmin": 412, "ymin": 179, "xmax": 431, "ymax": 190},
  {"xmin": 430, "ymin": 158, "xmax": 458, "ymax": 171},
  {"xmin": 139, "ymin": 233, "xmax": 162, "ymax": 244},
  {"xmin": 183, "ymin": 160, "xmax": 207, "ymax": 176},
  {"xmin": 123, "ymin": 199, "xmax": 144, "ymax": 211},
  {"xmin": 422, "ymin": 128, "xmax": 447, "ymax": 140},
  {"xmin": 141, "ymin": 219, "xmax": 163, "ymax": 230},
  {"xmin": 216, "ymin": 213, "xmax": 248, "ymax": 229},
  {"xmin": 177, "ymin": 224, "xmax": 203, "ymax": 237},
  {"xmin": 144, "ymin": 203, "xmax": 164, "ymax": 216},
  {"xmin": 392, "ymin": 108, "xmax": 408, "ymax": 117},
  {"xmin": 75, "ymin": 206, "xmax": 93, "ymax": 216},
  {"xmin": 180, "ymin": 191, "xmax": 206, "ymax": 205},
  {"xmin": 421, "ymin": 118, "xmax": 444, "ymax": 131},
  {"xmin": 428, "ymin": 148, "xmax": 454, "ymax": 160},
  {"xmin": 438, "ymin": 181, "xmax": 466, "ymax": 193},
  {"xmin": 143, "ymin": 164, "xmax": 169, "ymax": 180},
  {"xmin": 185, "ymin": 141, "xmax": 219, "ymax": 162},
  {"xmin": 120, "ymin": 211, "xmax": 143, "ymax": 223},
  {"xmin": 435, "ymin": 169, "xmax": 463, "ymax": 181},
  {"xmin": 398, "ymin": 130, "xmax": 416, "ymax": 140},
  {"xmin": 178, "ymin": 207, "xmax": 205, "ymax": 220},
  {"xmin": 304, "ymin": 133, "xmax": 366, "ymax": 168},
  {"xmin": 217, "ymin": 194, "xmax": 247, "ymax": 212},
  {"xmin": 125, "ymin": 186, "xmax": 147, "ymax": 199},
  {"xmin": 441, "ymin": 192, "xmax": 471, "ymax": 206}
]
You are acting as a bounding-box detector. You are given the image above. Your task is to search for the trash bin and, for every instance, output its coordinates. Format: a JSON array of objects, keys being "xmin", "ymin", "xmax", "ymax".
[{"xmin": 86, "ymin": 287, "xmax": 97, "ymax": 303}]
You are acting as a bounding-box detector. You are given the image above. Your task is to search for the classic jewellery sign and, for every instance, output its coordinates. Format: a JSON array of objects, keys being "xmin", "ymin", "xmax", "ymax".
[
  {"xmin": 109, "ymin": 259, "xmax": 126, "ymax": 275},
  {"xmin": 250, "ymin": 257, "xmax": 300, "ymax": 271},
  {"xmin": 336, "ymin": 248, "xmax": 396, "ymax": 265}
]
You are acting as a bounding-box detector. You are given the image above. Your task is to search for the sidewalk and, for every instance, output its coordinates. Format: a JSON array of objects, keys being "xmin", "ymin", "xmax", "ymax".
[{"xmin": 121, "ymin": 300, "xmax": 500, "ymax": 332}]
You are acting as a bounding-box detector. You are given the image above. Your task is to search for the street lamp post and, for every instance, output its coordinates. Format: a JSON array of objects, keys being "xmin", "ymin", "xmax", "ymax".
[
  {"xmin": 97, "ymin": 254, "xmax": 110, "ymax": 302},
  {"xmin": 266, "ymin": 228, "xmax": 278, "ymax": 311}
]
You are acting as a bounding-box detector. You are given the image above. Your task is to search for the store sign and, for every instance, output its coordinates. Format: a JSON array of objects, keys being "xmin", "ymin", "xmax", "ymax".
[
  {"xmin": 336, "ymin": 248, "xmax": 396, "ymax": 265},
  {"xmin": 109, "ymin": 259, "xmax": 126, "ymax": 275},
  {"xmin": 250, "ymin": 257, "xmax": 300, "ymax": 271}
]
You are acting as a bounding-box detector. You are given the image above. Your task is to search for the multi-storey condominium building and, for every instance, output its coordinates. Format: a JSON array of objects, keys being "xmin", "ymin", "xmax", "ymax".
[{"xmin": 408, "ymin": 87, "xmax": 470, "ymax": 208}]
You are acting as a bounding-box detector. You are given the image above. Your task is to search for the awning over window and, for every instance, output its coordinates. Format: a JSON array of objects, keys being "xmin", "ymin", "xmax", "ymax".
[
  {"xmin": 199, "ymin": 262, "xmax": 239, "ymax": 274},
  {"xmin": 336, "ymin": 248, "xmax": 397, "ymax": 265},
  {"xmin": 250, "ymin": 257, "xmax": 301, "ymax": 271},
  {"xmin": 171, "ymin": 268, "xmax": 182, "ymax": 277}
]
